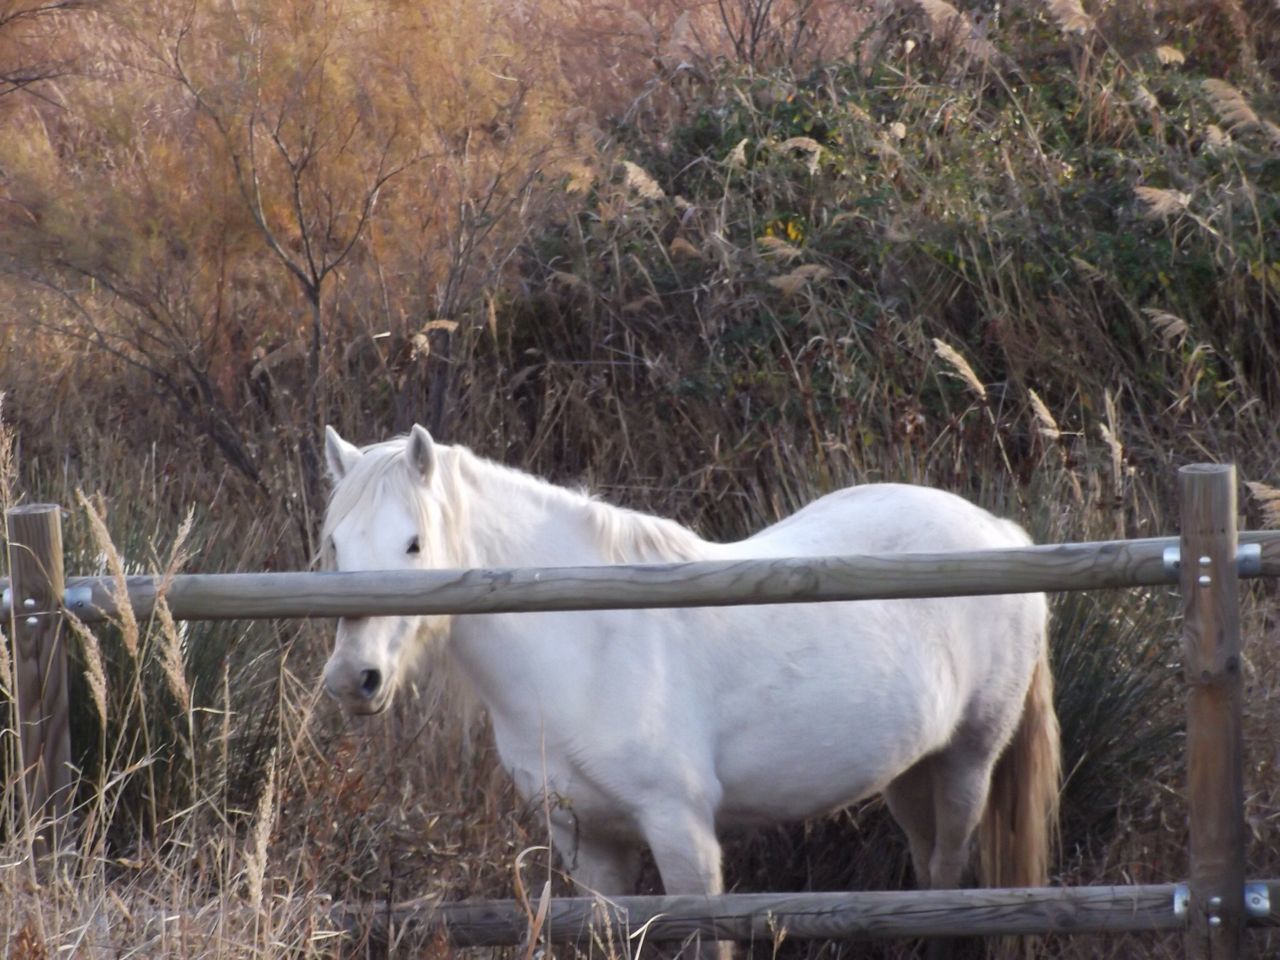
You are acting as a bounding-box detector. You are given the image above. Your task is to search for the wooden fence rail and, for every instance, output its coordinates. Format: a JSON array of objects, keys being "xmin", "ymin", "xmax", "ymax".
[
  {"xmin": 4, "ymin": 531, "xmax": 1280, "ymax": 623},
  {"xmin": 3, "ymin": 462, "xmax": 1277, "ymax": 959},
  {"xmin": 329, "ymin": 881, "xmax": 1280, "ymax": 947}
]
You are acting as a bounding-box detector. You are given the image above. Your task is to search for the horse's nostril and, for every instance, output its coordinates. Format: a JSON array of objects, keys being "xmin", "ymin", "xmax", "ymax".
[{"xmin": 359, "ymin": 669, "xmax": 381, "ymax": 699}]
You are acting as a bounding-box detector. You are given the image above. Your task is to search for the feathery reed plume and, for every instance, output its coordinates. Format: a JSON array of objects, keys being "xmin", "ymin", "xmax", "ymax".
[
  {"xmin": 768, "ymin": 264, "xmax": 832, "ymax": 296},
  {"xmin": 780, "ymin": 136, "xmax": 823, "ymax": 174},
  {"xmin": 245, "ymin": 751, "xmax": 278, "ymax": 912},
  {"xmin": 1101, "ymin": 389, "xmax": 1124, "ymax": 498},
  {"xmin": 1141, "ymin": 307, "xmax": 1189, "ymax": 347},
  {"xmin": 727, "ymin": 137, "xmax": 749, "ymax": 168},
  {"xmin": 767, "ymin": 272, "xmax": 810, "ymax": 297},
  {"xmin": 620, "ymin": 161, "xmax": 665, "ymax": 201},
  {"xmin": 1155, "ymin": 45, "xmax": 1185, "ymax": 66},
  {"xmin": 917, "ymin": 0, "xmax": 997, "ymax": 60},
  {"xmin": 1028, "ymin": 388, "xmax": 1061, "ymax": 440},
  {"xmin": 76, "ymin": 489, "xmax": 140, "ymax": 659},
  {"xmin": 0, "ymin": 624, "xmax": 12, "ymax": 695},
  {"xmin": 1204, "ymin": 124, "xmax": 1232, "ymax": 150},
  {"xmin": 1203, "ymin": 79, "xmax": 1259, "ymax": 134},
  {"xmin": 1245, "ymin": 481, "xmax": 1280, "ymax": 529},
  {"xmin": 932, "ymin": 338, "xmax": 988, "ymax": 402},
  {"xmin": 1045, "ymin": 0, "xmax": 1093, "ymax": 34},
  {"xmin": 669, "ymin": 236, "xmax": 703, "ymax": 259},
  {"xmin": 154, "ymin": 599, "xmax": 190, "ymax": 714},
  {"xmin": 758, "ymin": 235, "xmax": 804, "ymax": 261},
  {"xmin": 0, "ymin": 393, "xmax": 14, "ymax": 511},
  {"xmin": 155, "ymin": 508, "xmax": 196, "ymax": 713},
  {"xmin": 1135, "ymin": 186, "xmax": 1191, "ymax": 218},
  {"xmin": 66, "ymin": 614, "xmax": 109, "ymax": 725},
  {"xmin": 1028, "ymin": 388, "xmax": 1083, "ymax": 503}
]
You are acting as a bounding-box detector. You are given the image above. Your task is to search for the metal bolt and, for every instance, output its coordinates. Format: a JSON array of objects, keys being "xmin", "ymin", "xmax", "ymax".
[
  {"xmin": 23, "ymin": 597, "xmax": 35, "ymax": 609},
  {"xmin": 1209, "ymin": 896, "xmax": 1222, "ymax": 909},
  {"xmin": 1198, "ymin": 574, "xmax": 1212, "ymax": 587},
  {"xmin": 1199, "ymin": 555, "xmax": 1212, "ymax": 567},
  {"xmin": 25, "ymin": 616, "xmax": 38, "ymax": 627},
  {"xmin": 1209, "ymin": 916, "xmax": 1222, "ymax": 928}
]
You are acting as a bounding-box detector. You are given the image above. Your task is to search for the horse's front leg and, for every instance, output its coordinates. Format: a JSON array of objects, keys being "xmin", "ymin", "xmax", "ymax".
[
  {"xmin": 640, "ymin": 801, "xmax": 732, "ymax": 960},
  {"xmin": 550, "ymin": 819, "xmax": 642, "ymax": 897}
]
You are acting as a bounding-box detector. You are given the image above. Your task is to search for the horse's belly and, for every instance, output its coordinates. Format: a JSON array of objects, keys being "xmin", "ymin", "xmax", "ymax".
[{"xmin": 713, "ymin": 731, "xmax": 927, "ymax": 824}]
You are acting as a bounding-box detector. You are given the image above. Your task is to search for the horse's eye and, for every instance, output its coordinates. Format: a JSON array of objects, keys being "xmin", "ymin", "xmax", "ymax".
[{"xmin": 407, "ymin": 536, "xmax": 420, "ymax": 556}]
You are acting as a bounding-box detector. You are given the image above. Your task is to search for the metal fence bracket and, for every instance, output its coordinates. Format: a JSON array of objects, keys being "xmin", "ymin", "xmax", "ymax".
[
  {"xmin": 64, "ymin": 585, "xmax": 93, "ymax": 613},
  {"xmin": 1173, "ymin": 883, "xmax": 1190, "ymax": 921},
  {"xmin": 1236, "ymin": 543, "xmax": 1262, "ymax": 577},
  {"xmin": 1163, "ymin": 544, "xmax": 1263, "ymax": 579},
  {"xmin": 1245, "ymin": 883, "xmax": 1270, "ymax": 920}
]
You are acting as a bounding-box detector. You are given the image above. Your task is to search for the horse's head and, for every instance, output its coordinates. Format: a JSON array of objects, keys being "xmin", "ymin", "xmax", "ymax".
[{"xmin": 320, "ymin": 423, "xmax": 451, "ymax": 715}]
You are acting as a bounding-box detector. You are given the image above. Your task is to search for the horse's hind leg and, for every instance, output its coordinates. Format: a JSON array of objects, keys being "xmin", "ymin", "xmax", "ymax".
[
  {"xmin": 928, "ymin": 746, "xmax": 997, "ymax": 890},
  {"xmin": 885, "ymin": 755, "xmax": 938, "ymax": 890}
]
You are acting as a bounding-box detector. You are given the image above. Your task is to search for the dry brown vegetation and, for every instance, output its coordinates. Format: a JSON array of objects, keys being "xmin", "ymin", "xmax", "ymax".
[{"xmin": 1, "ymin": 0, "xmax": 1279, "ymax": 955}]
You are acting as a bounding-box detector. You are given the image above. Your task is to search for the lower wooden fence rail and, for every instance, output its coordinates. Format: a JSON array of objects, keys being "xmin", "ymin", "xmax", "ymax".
[{"xmin": 328, "ymin": 882, "xmax": 1280, "ymax": 947}]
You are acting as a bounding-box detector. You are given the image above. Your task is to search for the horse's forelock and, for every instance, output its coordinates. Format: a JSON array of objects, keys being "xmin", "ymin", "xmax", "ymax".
[{"xmin": 321, "ymin": 440, "xmax": 426, "ymax": 558}]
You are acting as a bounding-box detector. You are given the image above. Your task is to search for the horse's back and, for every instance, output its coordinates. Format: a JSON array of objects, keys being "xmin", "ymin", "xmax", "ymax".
[{"xmin": 729, "ymin": 482, "xmax": 1031, "ymax": 559}]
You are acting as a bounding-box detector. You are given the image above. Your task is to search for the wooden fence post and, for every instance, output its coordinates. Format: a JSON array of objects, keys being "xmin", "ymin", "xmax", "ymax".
[
  {"xmin": 1179, "ymin": 464, "xmax": 1246, "ymax": 959},
  {"xmin": 5, "ymin": 503, "xmax": 72, "ymax": 856}
]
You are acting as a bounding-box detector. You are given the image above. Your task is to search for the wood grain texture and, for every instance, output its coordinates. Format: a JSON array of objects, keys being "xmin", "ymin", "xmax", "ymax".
[
  {"xmin": 328, "ymin": 882, "xmax": 1280, "ymax": 948},
  {"xmin": 3, "ymin": 530, "xmax": 1279, "ymax": 624},
  {"xmin": 5, "ymin": 504, "xmax": 71, "ymax": 853},
  {"xmin": 1179, "ymin": 465, "xmax": 1246, "ymax": 960}
]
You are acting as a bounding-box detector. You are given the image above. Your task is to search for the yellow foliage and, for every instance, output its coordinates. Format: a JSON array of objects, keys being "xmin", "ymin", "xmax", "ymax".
[{"xmin": 0, "ymin": 0, "xmax": 585, "ymax": 371}]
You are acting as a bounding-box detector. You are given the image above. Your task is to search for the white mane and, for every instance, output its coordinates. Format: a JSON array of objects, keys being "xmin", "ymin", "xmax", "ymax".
[{"xmin": 322, "ymin": 435, "xmax": 709, "ymax": 568}]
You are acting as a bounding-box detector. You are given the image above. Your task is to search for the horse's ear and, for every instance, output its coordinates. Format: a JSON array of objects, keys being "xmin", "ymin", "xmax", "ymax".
[
  {"xmin": 408, "ymin": 423, "xmax": 436, "ymax": 482},
  {"xmin": 325, "ymin": 425, "xmax": 362, "ymax": 481}
]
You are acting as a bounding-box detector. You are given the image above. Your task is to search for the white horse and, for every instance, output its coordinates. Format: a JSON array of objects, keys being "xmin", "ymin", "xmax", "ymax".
[{"xmin": 320, "ymin": 424, "xmax": 1060, "ymax": 909}]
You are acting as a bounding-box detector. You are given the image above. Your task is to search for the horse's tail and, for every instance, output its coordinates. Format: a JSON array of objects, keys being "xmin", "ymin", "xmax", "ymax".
[{"xmin": 978, "ymin": 629, "xmax": 1061, "ymax": 889}]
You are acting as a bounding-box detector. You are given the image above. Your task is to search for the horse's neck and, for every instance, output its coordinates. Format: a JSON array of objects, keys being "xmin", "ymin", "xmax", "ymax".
[
  {"xmin": 453, "ymin": 451, "xmax": 709, "ymax": 568},
  {"xmin": 444, "ymin": 453, "xmax": 710, "ymax": 721},
  {"xmin": 452, "ymin": 455, "xmax": 610, "ymax": 567}
]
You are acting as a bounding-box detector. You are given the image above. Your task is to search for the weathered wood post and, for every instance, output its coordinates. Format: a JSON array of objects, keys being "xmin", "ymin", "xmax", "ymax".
[
  {"xmin": 1179, "ymin": 464, "xmax": 1246, "ymax": 959},
  {"xmin": 5, "ymin": 503, "xmax": 72, "ymax": 856}
]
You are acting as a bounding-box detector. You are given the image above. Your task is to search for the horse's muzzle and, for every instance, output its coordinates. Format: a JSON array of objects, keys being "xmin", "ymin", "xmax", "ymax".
[{"xmin": 324, "ymin": 659, "xmax": 391, "ymax": 715}]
